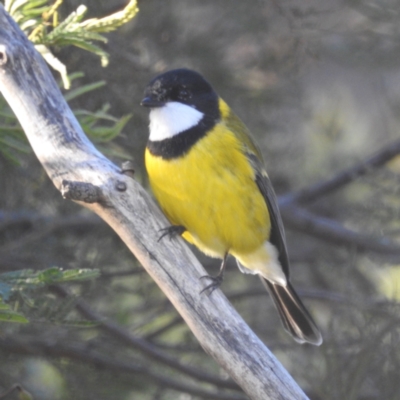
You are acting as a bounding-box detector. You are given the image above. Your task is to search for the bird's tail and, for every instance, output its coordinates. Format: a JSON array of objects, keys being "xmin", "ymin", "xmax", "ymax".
[{"xmin": 262, "ymin": 278, "xmax": 323, "ymax": 346}]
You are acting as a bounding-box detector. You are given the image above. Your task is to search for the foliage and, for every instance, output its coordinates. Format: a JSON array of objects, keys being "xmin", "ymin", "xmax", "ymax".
[
  {"xmin": 0, "ymin": 267, "xmax": 99, "ymax": 323},
  {"xmin": 4, "ymin": 0, "xmax": 139, "ymax": 89},
  {"xmin": 0, "ymin": 95, "xmax": 31, "ymax": 163},
  {"xmin": 0, "ymin": 0, "xmax": 136, "ymax": 162},
  {"xmin": 0, "ymin": 297, "xmax": 28, "ymax": 323}
]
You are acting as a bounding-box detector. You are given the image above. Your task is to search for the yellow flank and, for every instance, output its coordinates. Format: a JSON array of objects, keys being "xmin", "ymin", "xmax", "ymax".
[{"xmin": 145, "ymin": 110, "xmax": 271, "ymax": 259}]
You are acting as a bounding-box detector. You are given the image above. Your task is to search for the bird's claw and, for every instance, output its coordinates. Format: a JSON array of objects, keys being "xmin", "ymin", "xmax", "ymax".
[
  {"xmin": 158, "ymin": 225, "xmax": 185, "ymax": 242},
  {"xmin": 199, "ymin": 274, "xmax": 224, "ymax": 295}
]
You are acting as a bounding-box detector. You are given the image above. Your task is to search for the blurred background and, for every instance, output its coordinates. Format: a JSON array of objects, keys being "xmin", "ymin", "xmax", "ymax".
[{"xmin": 2, "ymin": 0, "xmax": 400, "ymax": 399}]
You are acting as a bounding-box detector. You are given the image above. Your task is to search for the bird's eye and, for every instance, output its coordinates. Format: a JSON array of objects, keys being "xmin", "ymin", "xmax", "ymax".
[{"xmin": 178, "ymin": 87, "xmax": 190, "ymax": 101}]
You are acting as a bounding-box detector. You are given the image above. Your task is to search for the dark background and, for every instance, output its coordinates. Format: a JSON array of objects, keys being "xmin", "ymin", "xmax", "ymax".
[{"xmin": 2, "ymin": 0, "xmax": 400, "ymax": 399}]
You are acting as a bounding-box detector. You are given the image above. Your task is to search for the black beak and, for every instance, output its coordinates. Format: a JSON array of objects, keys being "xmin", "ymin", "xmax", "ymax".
[{"xmin": 140, "ymin": 96, "xmax": 165, "ymax": 108}]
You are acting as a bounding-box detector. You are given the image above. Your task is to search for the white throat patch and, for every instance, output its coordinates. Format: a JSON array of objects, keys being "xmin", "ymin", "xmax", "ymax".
[{"xmin": 149, "ymin": 101, "xmax": 204, "ymax": 141}]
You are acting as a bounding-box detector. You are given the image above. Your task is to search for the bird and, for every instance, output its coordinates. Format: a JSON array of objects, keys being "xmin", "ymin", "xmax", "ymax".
[{"xmin": 141, "ymin": 68, "xmax": 322, "ymax": 346}]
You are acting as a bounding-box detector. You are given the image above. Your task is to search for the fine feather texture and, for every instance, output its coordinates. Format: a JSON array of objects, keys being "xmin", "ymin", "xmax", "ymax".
[
  {"xmin": 145, "ymin": 115, "xmax": 271, "ymax": 258},
  {"xmin": 142, "ymin": 69, "xmax": 322, "ymax": 345}
]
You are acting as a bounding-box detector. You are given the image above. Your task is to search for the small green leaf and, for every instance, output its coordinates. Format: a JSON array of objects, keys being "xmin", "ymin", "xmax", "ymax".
[
  {"xmin": 0, "ymin": 297, "xmax": 10, "ymax": 309},
  {"xmin": 87, "ymin": 114, "xmax": 132, "ymax": 142},
  {"xmin": 64, "ymin": 81, "xmax": 106, "ymax": 101},
  {"xmin": 37, "ymin": 267, "xmax": 65, "ymax": 284},
  {"xmin": 0, "ymin": 310, "xmax": 29, "ymax": 323},
  {"xmin": 60, "ymin": 268, "xmax": 100, "ymax": 282},
  {"xmin": 0, "ymin": 267, "xmax": 100, "ymax": 288}
]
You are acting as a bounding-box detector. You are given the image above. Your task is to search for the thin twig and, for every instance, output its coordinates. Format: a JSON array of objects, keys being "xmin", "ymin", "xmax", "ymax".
[
  {"xmin": 144, "ymin": 314, "xmax": 184, "ymax": 340},
  {"xmin": 280, "ymin": 204, "xmax": 400, "ymax": 257},
  {"xmin": 280, "ymin": 139, "xmax": 400, "ymax": 205}
]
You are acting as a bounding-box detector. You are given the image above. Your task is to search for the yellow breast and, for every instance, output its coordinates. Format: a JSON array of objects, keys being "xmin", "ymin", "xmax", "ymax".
[{"xmin": 145, "ymin": 123, "xmax": 271, "ymax": 258}]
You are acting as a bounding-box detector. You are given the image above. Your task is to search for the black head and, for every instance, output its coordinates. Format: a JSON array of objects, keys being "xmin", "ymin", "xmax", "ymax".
[{"xmin": 141, "ymin": 68, "xmax": 219, "ymax": 120}]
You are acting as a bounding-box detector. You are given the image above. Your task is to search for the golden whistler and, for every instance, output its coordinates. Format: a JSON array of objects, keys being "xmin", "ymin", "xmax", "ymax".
[{"xmin": 142, "ymin": 69, "xmax": 322, "ymax": 346}]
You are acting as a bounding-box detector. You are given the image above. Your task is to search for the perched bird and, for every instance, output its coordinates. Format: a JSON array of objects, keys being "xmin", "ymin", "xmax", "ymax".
[{"xmin": 141, "ymin": 68, "xmax": 322, "ymax": 346}]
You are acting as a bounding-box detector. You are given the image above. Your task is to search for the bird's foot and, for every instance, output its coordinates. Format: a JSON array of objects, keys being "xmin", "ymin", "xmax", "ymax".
[
  {"xmin": 199, "ymin": 274, "xmax": 224, "ymax": 295},
  {"xmin": 199, "ymin": 253, "xmax": 228, "ymax": 295},
  {"xmin": 158, "ymin": 225, "xmax": 186, "ymax": 242}
]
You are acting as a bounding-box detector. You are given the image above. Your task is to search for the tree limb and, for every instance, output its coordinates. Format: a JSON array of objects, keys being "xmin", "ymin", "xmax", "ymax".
[
  {"xmin": 280, "ymin": 139, "xmax": 400, "ymax": 205},
  {"xmin": 0, "ymin": 5, "xmax": 308, "ymax": 399},
  {"xmin": 280, "ymin": 203, "xmax": 400, "ymax": 258},
  {"xmin": 275, "ymin": 140, "xmax": 400, "ymax": 255}
]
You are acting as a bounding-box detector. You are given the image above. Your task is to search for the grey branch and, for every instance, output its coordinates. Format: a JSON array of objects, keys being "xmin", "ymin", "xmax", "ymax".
[
  {"xmin": 280, "ymin": 203, "xmax": 400, "ymax": 258},
  {"xmin": 281, "ymin": 138, "xmax": 400, "ymax": 204},
  {"xmin": 277, "ymin": 139, "xmax": 400, "ymax": 255},
  {"xmin": 0, "ymin": 4, "xmax": 308, "ymax": 400}
]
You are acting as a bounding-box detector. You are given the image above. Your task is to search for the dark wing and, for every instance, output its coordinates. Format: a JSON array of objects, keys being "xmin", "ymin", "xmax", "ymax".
[
  {"xmin": 224, "ymin": 103, "xmax": 323, "ymax": 344},
  {"xmin": 248, "ymin": 153, "xmax": 290, "ymax": 278}
]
